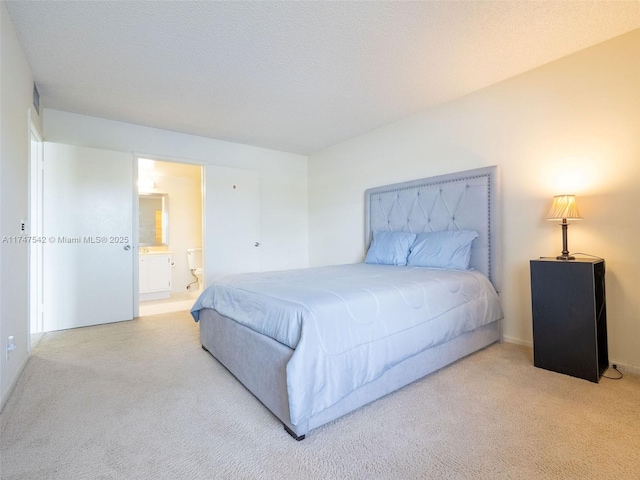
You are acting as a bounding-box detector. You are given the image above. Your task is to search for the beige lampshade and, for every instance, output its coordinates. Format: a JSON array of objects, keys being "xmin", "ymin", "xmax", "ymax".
[{"xmin": 546, "ymin": 195, "xmax": 582, "ymax": 220}]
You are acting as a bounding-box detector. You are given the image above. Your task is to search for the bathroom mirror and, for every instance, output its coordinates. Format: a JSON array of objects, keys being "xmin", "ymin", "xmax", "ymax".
[{"xmin": 139, "ymin": 193, "xmax": 168, "ymax": 246}]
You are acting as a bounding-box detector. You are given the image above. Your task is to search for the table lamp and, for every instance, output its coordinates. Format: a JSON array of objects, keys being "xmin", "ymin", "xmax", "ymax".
[{"xmin": 547, "ymin": 195, "xmax": 582, "ymax": 260}]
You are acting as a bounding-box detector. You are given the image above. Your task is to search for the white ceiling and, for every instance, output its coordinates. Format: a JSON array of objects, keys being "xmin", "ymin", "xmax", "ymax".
[{"xmin": 6, "ymin": 1, "xmax": 640, "ymax": 155}]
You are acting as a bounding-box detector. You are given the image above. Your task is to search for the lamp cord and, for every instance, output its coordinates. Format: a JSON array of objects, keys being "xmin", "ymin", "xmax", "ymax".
[
  {"xmin": 602, "ymin": 365, "xmax": 623, "ymax": 380},
  {"xmin": 571, "ymin": 252, "xmax": 604, "ymax": 260}
]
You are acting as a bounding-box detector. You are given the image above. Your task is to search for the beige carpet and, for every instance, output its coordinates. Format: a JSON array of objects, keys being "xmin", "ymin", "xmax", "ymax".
[{"xmin": 1, "ymin": 311, "xmax": 638, "ymax": 480}]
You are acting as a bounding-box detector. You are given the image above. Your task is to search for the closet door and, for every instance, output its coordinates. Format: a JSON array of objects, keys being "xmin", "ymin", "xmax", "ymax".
[
  {"xmin": 43, "ymin": 143, "xmax": 134, "ymax": 331},
  {"xmin": 204, "ymin": 166, "xmax": 260, "ymax": 283}
]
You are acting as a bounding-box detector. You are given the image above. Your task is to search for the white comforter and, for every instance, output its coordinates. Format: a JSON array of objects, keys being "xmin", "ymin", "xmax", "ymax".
[{"xmin": 191, "ymin": 263, "xmax": 503, "ymax": 426}]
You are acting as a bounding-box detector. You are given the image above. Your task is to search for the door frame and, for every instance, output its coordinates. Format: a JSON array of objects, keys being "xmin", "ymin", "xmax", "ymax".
[
  {"xmin": 132, "ymin": 156, "xmax": 139, "ymax": 318},
  {"xmin": 28, "ymin": 109, "xmax": 44, "ymax": 351}
]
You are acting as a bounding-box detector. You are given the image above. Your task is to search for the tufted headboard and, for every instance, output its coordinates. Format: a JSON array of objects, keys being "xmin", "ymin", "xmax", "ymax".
[{"xmin": 365, "ymin": 166, "xmax": 502, "ymax": 292}]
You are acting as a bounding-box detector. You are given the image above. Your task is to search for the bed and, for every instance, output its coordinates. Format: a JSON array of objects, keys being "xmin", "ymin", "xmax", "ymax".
[{"xmin": 191, "ymin": 165, "xmax": 503, "ymax": 440}]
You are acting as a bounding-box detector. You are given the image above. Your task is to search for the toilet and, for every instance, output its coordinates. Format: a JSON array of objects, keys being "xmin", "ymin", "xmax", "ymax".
[{"xmin": 186, "ymin": 248, "xmax": 203, "ymax": 290}]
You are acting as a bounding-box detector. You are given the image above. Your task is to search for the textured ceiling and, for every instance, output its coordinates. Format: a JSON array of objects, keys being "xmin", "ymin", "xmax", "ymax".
[{"xmin": 6, "ymin": 1, "xmax": 640, "ymax": 155}]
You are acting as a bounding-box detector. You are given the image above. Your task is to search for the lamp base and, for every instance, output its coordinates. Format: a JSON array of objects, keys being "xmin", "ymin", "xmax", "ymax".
[{"xmin": 556, "ymin": 221, "xmax": 575, "ymax": 261}]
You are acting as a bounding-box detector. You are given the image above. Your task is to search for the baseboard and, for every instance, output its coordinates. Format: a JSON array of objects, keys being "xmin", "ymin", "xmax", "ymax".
[
  {"xmin": 502, "ymin": 335, "xmax": 532, "ymax": 348},
  {"xmin": 0, "ymin": 354, "xmax": 29, "ymax": 413}
]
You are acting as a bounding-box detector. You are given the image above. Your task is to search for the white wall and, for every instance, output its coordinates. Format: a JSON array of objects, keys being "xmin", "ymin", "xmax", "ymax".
[
  {"xmin": 0, "ymin": 0, "xmax": 42, "ymax": 410},
  {"xmin": 43, "ymin": 109, "xmax": 309, "ymax": 274},
  {"xmin": 308, "ymin": 30, "xmax": 640, "ymax": 372}
]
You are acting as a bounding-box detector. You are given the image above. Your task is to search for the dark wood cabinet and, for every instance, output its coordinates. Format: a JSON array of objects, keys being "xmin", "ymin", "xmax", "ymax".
[{"xmin": 530, "ymin": 258, "xmax": 608, "ymax": 383}]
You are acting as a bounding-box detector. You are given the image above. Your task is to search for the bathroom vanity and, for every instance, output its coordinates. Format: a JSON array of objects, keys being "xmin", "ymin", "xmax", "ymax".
[{"xmin": 139, "ymin": 252, "xmax": 172, "ymax": 301}]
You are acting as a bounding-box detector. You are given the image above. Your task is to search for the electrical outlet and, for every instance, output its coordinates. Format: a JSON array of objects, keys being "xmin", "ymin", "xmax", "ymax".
[{"xmin": 612, "ymin": 363, "xmax": 630, "ymax": 374}]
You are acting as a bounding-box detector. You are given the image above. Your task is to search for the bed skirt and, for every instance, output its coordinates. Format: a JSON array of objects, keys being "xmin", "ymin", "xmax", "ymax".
[{"xmin": 199, "ymin": 308, "xmax": 501, "ymax": 439}]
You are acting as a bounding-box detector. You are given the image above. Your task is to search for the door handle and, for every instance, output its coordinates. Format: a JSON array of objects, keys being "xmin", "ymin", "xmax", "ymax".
[{"xmin": 124, "ymin": 245, "xmax": 131, "ymax": 251}]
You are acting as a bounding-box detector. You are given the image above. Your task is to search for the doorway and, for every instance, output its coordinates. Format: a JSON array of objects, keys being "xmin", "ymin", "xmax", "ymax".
[{"xmin": 136, "ymin": 158, "xmax": 204, "ymax": 317}]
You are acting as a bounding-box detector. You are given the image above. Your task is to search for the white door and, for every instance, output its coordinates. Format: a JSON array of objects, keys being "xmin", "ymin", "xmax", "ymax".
[
  {"xmin": 43, "ymin": 143, "xmax": 134, "ymax": 331},
  {"xmin": 204, "ymin": 166, "xmax": 260, "ymax": 282}
]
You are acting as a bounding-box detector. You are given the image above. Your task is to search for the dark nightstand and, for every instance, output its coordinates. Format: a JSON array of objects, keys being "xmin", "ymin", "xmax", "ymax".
[{"xmin": 530, "ymin": 258, "xmax": 608, "ymax": 383}]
